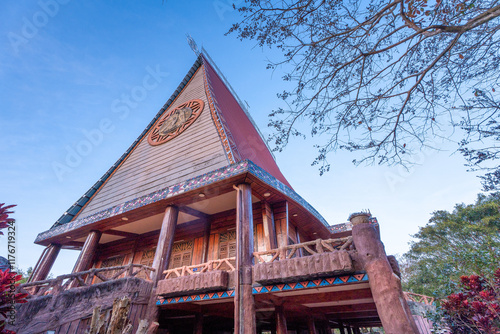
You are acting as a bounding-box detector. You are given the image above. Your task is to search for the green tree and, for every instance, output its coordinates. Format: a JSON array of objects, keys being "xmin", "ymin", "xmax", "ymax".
[
  {"xmin": 229, "ymin": 0, "xmax": 500, "ymax": 189},
  {"xmin": 402, "ymin": 193, "xmax": 500, "ymax": 297}
]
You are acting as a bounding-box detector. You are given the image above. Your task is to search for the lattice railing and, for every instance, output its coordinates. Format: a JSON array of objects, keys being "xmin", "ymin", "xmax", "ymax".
[
  {"xmin": 163, "ymin": 257, "xmax": 236, "ymax": 279},
  {"xmin": 404, "ymin": 291, "xmax": 435, "ymax": 305},
  {"xmin": 18, "ymin": 264, "xmax": 155, "ymax": 298},
  {"xmin": 253, "ymin": 237, "xmax": 353, "ymax": 264}
]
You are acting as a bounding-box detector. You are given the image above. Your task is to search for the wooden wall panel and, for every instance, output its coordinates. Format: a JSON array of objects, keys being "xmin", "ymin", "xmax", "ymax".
[
  {"xmin": 192, "ymin": 236, "xmax": 204, "ymax": 265},
  {"xmin": 76, "ymin": 68, "xmax": 229, "ymax": 219}
]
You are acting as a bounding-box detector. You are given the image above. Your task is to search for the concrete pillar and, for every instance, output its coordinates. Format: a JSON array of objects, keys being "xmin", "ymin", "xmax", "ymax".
[
  {"xmin": 350, "ymin": 213, "xmax": 419, "ymax": 334},
  {"xmin": 234, "ymin": 183, "xmax": 256, "ymax": 334},
  {"xmin": 29, "ymin": 243, "xmax": 60, "ymax": 282}
]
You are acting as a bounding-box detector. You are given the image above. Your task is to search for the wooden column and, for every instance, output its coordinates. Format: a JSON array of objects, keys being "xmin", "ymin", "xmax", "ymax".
[
  {"xmin": 262, "ymin": 201, "xmax": 277, "ymax": 251},
  {"xmin": 273, "ymin": 201, "xmax": 288, "ymax": 249},
  {"xmin": 307, "ymin": 317, "xmax": 317, "ymax": 334},
  {"xmin": 275, "ymin": 304, "xmax": 288, "ymax": 334},
  {"xmin": 29, "ymin": 244, "xmax": 61, "ymax": 282},
  {"xmin": 338, "ymin": 323, "xmax": 346, "ymax": 334},
  {"xmin": 152, "ymin": 205, "xmax": 179, "ymax": 284},
  {"xmin": 194, "ymin": 313, "xmax": 203, "ymax": 334},
  {"xmin": 201, "ymin": 220, "xmax": 211, "ymax": 263},
  {"xmin": 345, "ymin": 326, "xmax": 353, "ymax": 334},
  {"xmin": 234, "ymin": 183, "xmax": 256, "ymax": 334},
  {"xmin": 350, "ymin": 213, "xmax": 419, "ymax": 334},
  {"xmin": 72, "ymin": 230, "xmax": 102, "ymax": 273}
]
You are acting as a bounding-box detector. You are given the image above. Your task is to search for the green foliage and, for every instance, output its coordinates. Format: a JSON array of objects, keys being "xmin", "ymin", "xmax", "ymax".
[{"xmin": 402, "ymin": 193, "xmax": 500, "ymax": 298}]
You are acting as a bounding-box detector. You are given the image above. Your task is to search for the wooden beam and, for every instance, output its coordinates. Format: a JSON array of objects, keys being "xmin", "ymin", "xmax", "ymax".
[
  {"xmin": 179, "ymin": 206, "xmax": 209, "ymax": 220},
  {"xmin": 234, "ymin": 183, "xmax": 256, "ymax": 334},
  {"xmin": 102, "ymin": 229, "xmax": 139, "ymax": 238}
]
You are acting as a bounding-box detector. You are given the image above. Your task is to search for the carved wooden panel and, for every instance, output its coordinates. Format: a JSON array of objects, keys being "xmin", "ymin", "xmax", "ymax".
[
  {"xmin": 96, "ymin": 254, "xmax": 125, "ymax": 282},
  {"xmin": 218, "ymin": 231, "xmax": 236, "ymax": 270},
  {"xmin": 148, "ymin": 99, "xmax": 205, "ymax": 146},
  {"xmin": 169, "ymin": 240, "xmax": 194, "ymax": 269},
  {"xmin": 136, "ymin": 248, "xmax": 156, "ymax": 280}
]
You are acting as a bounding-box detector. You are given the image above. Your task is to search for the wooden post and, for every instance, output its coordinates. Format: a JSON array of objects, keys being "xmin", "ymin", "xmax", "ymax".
[
  {"xmin": 338, "ymin": 323, "xmax": 346, "ymax": 334},
  {"xmin": 72, "ymin": 230, "xmax": 102, "ymax": 273},
  {"xmin": 273, "ymin": 201, "xmax": 288, "ymax": 249},
  {"xmin": 307, "ymin": 317, "xmax": 317, "ymax": 334},
  {"xmin": 234, "ymin": 183, "xmax": 255, "ymax": 334},
  {"xmin": 194, "ymin": 313, "xmax": 203, "ymax": 334},
  {"xmin": 345, "ymin": 326, "xmax": 353, "ymax": 334},
  {"xmin": 29, "ymin": 243, "xmax": 61, "ymax": 282},
  {"xmin": 350, "ymin": 213, "xmax": 419, "ymax": 334},
  {"xmin": 69, "ymin": 230, "xmax": 101, "ymax": 289},
  {"xmin": 152, "ymin": 205, "xmax": 179, "ymax": 284},
  {"xmin": 262, "ymin": 201, "xmax": 277, "ymax": 251},
  {"xmin": 275, "ymin": 304, "xmax": 287, "ymax": 334}
]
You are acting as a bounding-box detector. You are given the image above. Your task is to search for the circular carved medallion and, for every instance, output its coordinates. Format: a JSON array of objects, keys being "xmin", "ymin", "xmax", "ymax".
[{"xmin": 148, "ymin": 99, "xmax": 204, "ymax": 146}]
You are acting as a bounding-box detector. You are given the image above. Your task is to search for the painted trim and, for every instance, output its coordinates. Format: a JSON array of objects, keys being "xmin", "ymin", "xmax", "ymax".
[
  {"xmin": 156, "ymin": 273, "xmax": 369, "ymax": 305},
  {"xmin": 35, "ymin": 160, "xmax": 329, "ymax": 243}
]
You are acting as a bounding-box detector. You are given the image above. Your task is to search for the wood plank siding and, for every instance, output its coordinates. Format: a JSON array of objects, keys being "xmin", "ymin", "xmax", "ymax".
[{"xmin": 76, "ymin": 67, "xmax": 229, "ymax": 219}]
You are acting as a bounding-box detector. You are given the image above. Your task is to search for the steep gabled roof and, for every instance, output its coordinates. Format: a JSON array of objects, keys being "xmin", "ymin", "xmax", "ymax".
[{"xmin": 49, "ymin": 53, "xmax": 294, "ymax": 231}]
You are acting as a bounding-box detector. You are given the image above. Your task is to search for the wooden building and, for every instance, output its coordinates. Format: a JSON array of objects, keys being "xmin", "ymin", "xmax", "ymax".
[{"xmin": 14, "ymin": 53, "xmax": 419, "ymax": 334}]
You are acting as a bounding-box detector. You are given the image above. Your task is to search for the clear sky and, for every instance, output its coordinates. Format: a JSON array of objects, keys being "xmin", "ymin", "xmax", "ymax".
[{"xmin": 0, "ymin": 1, "xmax": 484, "ymax": 277}]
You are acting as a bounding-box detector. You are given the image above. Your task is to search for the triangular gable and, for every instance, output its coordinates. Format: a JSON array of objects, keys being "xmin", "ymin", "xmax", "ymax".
[{"xmin": 51, "ymin": 54, "xmax": 293, "ymax": 228}]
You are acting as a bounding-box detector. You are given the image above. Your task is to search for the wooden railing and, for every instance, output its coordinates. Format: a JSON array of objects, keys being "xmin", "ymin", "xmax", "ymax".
[
  {"xmin": 18, "ymin": 264, "xmax": 155, "ymax": 298},
  {"xmin": 404, "ymin": 291, "xmax": 435, "ymax": 305},
  {"xmin": 253, "ymin": 237, "xmax": 353, "ymax": 264},
  {"xmin": 163, "ymin": 257, "xmax": 236, "ymax": 279}
]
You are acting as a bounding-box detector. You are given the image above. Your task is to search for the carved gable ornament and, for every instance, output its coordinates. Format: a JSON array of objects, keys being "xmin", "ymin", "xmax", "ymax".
[{"xmin": 148, "ymin": 99, "xmax": 204, "ymax": 146}]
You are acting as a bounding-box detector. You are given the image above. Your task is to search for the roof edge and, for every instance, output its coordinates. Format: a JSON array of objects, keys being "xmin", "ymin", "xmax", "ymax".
[{"xmin": 36, "ymin": 160, "xmax": 329, "ymax": 244}]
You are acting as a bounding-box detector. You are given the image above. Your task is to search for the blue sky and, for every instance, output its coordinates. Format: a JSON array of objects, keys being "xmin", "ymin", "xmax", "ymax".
[{"xmin": 0, "ymin": 1, "xmax": 483, "ymax": 276}]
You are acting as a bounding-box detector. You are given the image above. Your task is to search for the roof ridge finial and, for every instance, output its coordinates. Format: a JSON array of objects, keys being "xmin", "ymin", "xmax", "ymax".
[{"xmin": 186, "ymin": 34, "xmax": 200, "ymax": 56}]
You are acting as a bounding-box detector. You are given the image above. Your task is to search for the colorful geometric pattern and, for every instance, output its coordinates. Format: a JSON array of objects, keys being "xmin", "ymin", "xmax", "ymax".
[
  {"xmin": 156, "ymin": 273, "xmax": 368, "ymax": 305},
  {"xmin": 35, "ymin": 160, "xmax": 329, "ymax": 242}
]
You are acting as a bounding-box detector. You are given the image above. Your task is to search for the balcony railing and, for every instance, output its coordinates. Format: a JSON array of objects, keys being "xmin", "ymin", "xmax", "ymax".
[
  {"xmin": 253, "ymin": 236, "xmax": 353, "ymax": 264},
  {"xmin": 163, "ymin": 257, "xmax": 235, "ymax": 279},
  {"xmin": 18, "ymin": 264, "xmax": 155, "ymax": 298}
]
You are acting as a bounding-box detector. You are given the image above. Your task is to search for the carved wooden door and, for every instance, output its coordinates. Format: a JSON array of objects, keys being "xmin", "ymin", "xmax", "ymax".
[{"xmin": 168, "ymin": 240, "xmax": 194, "ymax": 269}]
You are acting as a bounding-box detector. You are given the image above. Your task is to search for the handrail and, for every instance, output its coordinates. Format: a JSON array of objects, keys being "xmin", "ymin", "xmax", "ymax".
[
  {"xmin": 404, "ymin": 291, "xmax": 436, "ymax": 305},
  {"xmin": 253, "ymin": 237, "xmax": 353, "ymax": 264},
  {"xmin": 17, "ymin": 264, "xmax": 155, "ymax": 298},
  {"xmin": 163, "ymin": 257, "xmax": 236, "ymax": 279}
]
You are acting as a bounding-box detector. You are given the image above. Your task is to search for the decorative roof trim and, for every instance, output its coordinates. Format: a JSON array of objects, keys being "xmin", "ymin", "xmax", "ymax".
[
  {"xmin": 201, "ymin": 55, "xmax": 241, "ymax": 164},
  {"xmin": 35, "ymin": 160, "xmax": 329, "ymax": 243},
  {"xmin": 50, "ymin": 57, "xmax": 203, "ymax": 229}
]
